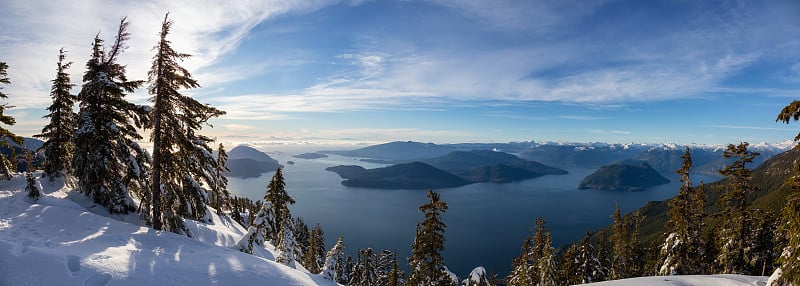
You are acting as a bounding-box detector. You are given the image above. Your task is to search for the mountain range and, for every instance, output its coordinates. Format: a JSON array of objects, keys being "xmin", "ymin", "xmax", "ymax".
[
  {"xmin": 325, "ymin": 150, "xmax": 566, "ymax": 189},
  {"xmin": 321, "ymin": 140, "xmax": 793, "ymax": 178}
]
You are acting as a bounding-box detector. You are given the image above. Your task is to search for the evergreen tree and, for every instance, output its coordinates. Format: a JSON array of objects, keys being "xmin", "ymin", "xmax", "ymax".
[
  {"xmin": 507, "ymin": 217, "xmax": 556, "ymax": 286},
  {"xmin": 275, "ymin": 212, "xmax": 297, "ymax": 268},
  {"xmin": 234, "ymin": 199, "xmax": 273, "ymax": 254},
  {"xmin": 595, "ymin": 230, "xmax": 610, "ymax": 282},
  {"xmin": 211, "ymin": 143, "xmax": 231, "ymax": 216},
  {"xmin": 34, "ymin": 48, "xmax": 77, "ymax": 182},
  {"xmin": 147, "ymin": 14, "xmax": 225, "ymax": 232},
  {"xmin": 772, "ymin": 100, "xmax": 800, "ymax": 285},
  {"xmin": 73, "ymin": 18, "xmax": 150, "ymax": 214},
  {"xmin": 609, "ymin": 204, "xmax": 644, "ymax": 279},
  {"xmin": 25, "ymin": 151, "xmax": 41, "ymax": 201},
  {"xmin": 577, "ymin": 229, "xmax": 603, "ymax": 283},
  {"xmin": 558, "ymin": 243, "xmax": 581, "ymax": 285},
  {"xmin": 351, "ymin": 247, "xmax": 379, "ymax": 286},
  {"xmin": 507, "ymin": 236, "xmax": 533, "ymax": 286},
  {"xmin": 0, "ymin": 60, "xmax": 24, "ymax": 179},
  {"xmin": 303, "ymin": 224, "xmax": 326, "ymax": 274},
  {"xmin": 265, "ymin": 168, "xmax": 294, "ymax": 241},
  {"xmin": 406, "ymin": 190, "xmax": 453, "ymax": 286},
  {"xmin": 659, "ymin": 147, "xmax": 705, "ymax": 275},
  {"xmin": 716, "ymin": 142, "xmax": 758, "ymax": 274},
  {"xmin": 322, "ymin": 236, "xmax": 346, "ymax": 281},
  {"xmin": 293, "ymin": 217, "xmax": 310, "ymax": 265},
  {"xmin": 536, "ymin": 230, "xmax": 557, "ymax": 286}
]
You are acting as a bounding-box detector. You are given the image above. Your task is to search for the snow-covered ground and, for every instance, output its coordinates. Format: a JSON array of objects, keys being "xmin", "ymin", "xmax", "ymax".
[
  {"xmin": 0, "ymin": 173, "xmax": 335, "ymax": 286},
  {"xmin": 583, "ymin": 274, "xmax": 767, "ymax": 286}
]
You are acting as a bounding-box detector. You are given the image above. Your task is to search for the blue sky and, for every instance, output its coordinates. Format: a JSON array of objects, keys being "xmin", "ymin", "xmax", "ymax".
[{"xmin": 1, "ymin": 0, "xmax": 799, "ymax": 145}]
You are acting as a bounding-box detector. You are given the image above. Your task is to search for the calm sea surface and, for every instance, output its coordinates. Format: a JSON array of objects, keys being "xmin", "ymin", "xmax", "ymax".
[{"xmin": 226, "ymin": 145, "xmax": 718, "ymax": 277}]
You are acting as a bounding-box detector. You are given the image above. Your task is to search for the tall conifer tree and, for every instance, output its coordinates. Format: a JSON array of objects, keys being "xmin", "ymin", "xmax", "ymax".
[
  {"xmin": 322, "ymin": 236, "xmax": 346, "ymax": 281},
  {"xmin": 0, "ymin": 60, "xmax": 24, "ymax": 179},
  {"xmin": 73, "ymin": 19, "xmax": 150, "ymax": 214},
  {"xmin": 659, "ymin": 147, "xmax": 705, "ymax": 275},
  {"xmin": 716, "ymin": 142, "xmax": 758, "ymax": 274},
  {"xmin": 211, "ymin": 143, "xmax": 231, "ymax": 216},
  {"xmin": 147, "ymin": 14, "xmax": 225, "ymax": 232},
  {"xmin": 35, "ymin": 48, "xmax": 77, "ymax": 181},
  {"xmin": 406, "ymin": 190, "xmax": 452, "ymax": 286},
  {"xmin": 772, "ymin": 101, "xmax": 800, "ymax": 285},
  {"xmin": 265, "ymin": 168, "xmax": 294, "ymax": 241}
]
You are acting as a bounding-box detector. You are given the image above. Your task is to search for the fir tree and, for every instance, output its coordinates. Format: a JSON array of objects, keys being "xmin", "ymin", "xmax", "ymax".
[
  {"xmin": 73, "ymin": 18, "xmax": 150, "ymax": 214},
  {"xmin": 211, "ymin": 143, "xmax": 231, "ymax": 216},
  {"xmin": 659, "ymin": 147, "xmax": 705, "ymax": 275},
  {"xmin": 716, "ymin": 142, "xmax": 758, "ymax": 274},
  {"xmin": 147, "ymin": 14, "xmax": 225, "ymax": 232},
  {"xmin": 25, "ymin": 152, "xmax": 41, "ymax": 201},
  {"xmin": 772, "ymin": 100, "xmax": 800, "ymax": 285},
  {"xmin": 352, "ymin": 247, "xmax": 379, "ymax": 286},
  {"xmin": 595, "ymin": 230, "xmax": 610, "ymax": 282},
  {"xmin": 507, "ymin": 237, "xmax": 534, "ymax": 286},
  {"xmin": 577, "ymin": 229, "xmax": 603, "ymax": 283},
  {"xmin": 302, "ymin": 224, "xmax": 326, "ymax": 274},
  {"xmin": 0, "ymin": 60, "xmax": 24, "ymax": 179},
  {"xmin": 34, "ymin": 48, "xmax": 77, "ymax": 182},
  {"xmin": 275, "ymin": 213, "xmax": 297, "ymax": 268},
  {"xmin": 507, "ymin": 217, "xmax": 556, "ymax": 286},
  {"xmin": 265, "ymin": 168, "xmax": 294, "ymax": 241},
  {"xmin": 376, "ymin": 249, "xmax": 402, "ymax": 286},
  {"xmin": 293, "ymin": 217, "xmax": 310, "ymax": 265},
  {"xmin": 234, "ymin": 199, "xmax": 273, "ymax": 254},
  {"xmin": 609, "ymin": 204, "xmax": 644, "ymax": 279},
  {"xmin": 321, "ymin": 236, "xmax": 346, "ymax": 281},
  {"xmin": 406, "ymin": 190, "xmax": 453, "ymax": 286},
  {"xmin": 559, "ymin": 243, "xmax": 581, "ymax": 285}
]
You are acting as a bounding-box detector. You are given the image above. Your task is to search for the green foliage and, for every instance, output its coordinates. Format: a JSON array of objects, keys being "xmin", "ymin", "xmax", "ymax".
[
  {"xmin": 73, "ymin": 18, "xmax": 150, "ymax": 214},
  {"xmin": 716, "ymin": 142, "xmax": 759, "ymax": 274},
  {"xmin": 147, "ymin": 14, "xmax": 225, "ymax": 232},
  {"xmin": 302, "ymin": 224, "xmax": 326, "ymax": 274},
  {"xmin": 406, "ymin": 190, "xmax": 453, "ymax": 286},
  {"xmin": 506, "ymin": 217, "xmax": 556, "ymax": 286},
  {"xmin": 0, "ymin": 60, "xmax": 24, "ymax": 179},
  {"xmin": 609, "ymin": 204, "xmax": 645, "ymax": 279},
  {"xmin": 34, "ymin": 48, "xmax": 76, "ymax": 181},
  {"xmin": 25, "ymin": 172, "xmax": 40, "ymax": 201},
  {"xmin": 211, "ymin": 143, "xmax": 231, "ymax": 216},
  {"xmin": 659, "ymin": 147, "xmax": 706, "ymax": 275},
  {"xmin": 265, "ymin": 168, "xmax": 295, "ymax": 242}
]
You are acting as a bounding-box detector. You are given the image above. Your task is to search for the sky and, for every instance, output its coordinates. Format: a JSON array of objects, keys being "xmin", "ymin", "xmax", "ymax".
[{"xmin": 0, "ymin": 0, "xmax": 799, "ymax": 146}]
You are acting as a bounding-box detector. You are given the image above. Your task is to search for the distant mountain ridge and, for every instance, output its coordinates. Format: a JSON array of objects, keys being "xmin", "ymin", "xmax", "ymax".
[
  {"xmin": 226, "ymin": 145, "xmax": 282, "ymax": 179},
  {"xmin": 326, "ymin": 150, "xmax": 566, "ymax": 189},
  {"xmin": 320, "ymin": 140, "xmax": 793, "ymax": 178}
]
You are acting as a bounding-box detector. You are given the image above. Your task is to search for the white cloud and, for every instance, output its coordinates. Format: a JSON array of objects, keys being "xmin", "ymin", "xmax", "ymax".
[{"xmin": 0, "ymin": 0, "xmax": 335, "ymax": 109}]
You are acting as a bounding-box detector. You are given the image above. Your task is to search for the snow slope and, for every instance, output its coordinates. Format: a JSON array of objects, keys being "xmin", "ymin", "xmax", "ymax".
[
  {"xmin": 583, "ymin": 274, "xmax": 767, "ymax": 286},
  {"xmin": 0, "ymin": 173, "xmax": 335, "ymax": 286}
]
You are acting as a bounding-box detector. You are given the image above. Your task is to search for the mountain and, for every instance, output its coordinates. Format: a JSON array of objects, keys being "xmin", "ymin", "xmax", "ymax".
[
  {"xmin": 424, "ymin": 150, "xmax": 567, "ymax": 183},
  {"xmin": 321, "ymin": 141, "xmax": 460, "ymax": 161},
  {"xmin": 0, "ymin": 174, "xmax": 335, "ymax": 285},
  {"xmin": 326, "ymin": 162, "xmax": 472, "ymax": 189},
  {"xmin": 578, "ymin": 160, "xmax": 670, "ymax": 191},
  {"xmin": 0, "ymin": 137, "xmax": 45, "ymax": 171},
  {"xmin": 226, "ymin": 145, "xmax": 282, "ymax": 178},
  {"xmin": 592, "ymin": 146, "xmax": 800, "ymax": 248}
]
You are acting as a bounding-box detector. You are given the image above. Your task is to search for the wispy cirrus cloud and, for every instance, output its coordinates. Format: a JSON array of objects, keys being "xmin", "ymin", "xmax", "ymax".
[{"xmin": 0, "ymin": 0, "xmax": 335, "ymax": 108}]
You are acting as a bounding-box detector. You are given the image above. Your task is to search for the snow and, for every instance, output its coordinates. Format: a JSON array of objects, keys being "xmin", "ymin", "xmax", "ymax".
[
  {"xmin": 583, "ymin": 274, "xmax": 767, "ymax": 286},
  {"xmin": 0, "ymin": 173, "xmax": 336, "ymax": 286}
]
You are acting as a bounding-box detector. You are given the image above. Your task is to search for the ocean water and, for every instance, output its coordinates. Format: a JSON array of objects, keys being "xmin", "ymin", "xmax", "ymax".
[{"xmin": 226, "ymin": 146, "xmax": 717, "ymax": 277}]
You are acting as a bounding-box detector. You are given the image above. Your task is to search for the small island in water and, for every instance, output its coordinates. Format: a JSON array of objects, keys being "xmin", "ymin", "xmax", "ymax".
[
  {"xmin": 578, "ymin": 160, "xmax": 669, "ymax": 191},
  {"xmin": 293, "ymin": 152, "xmax": 328, "ymax": 159}
]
